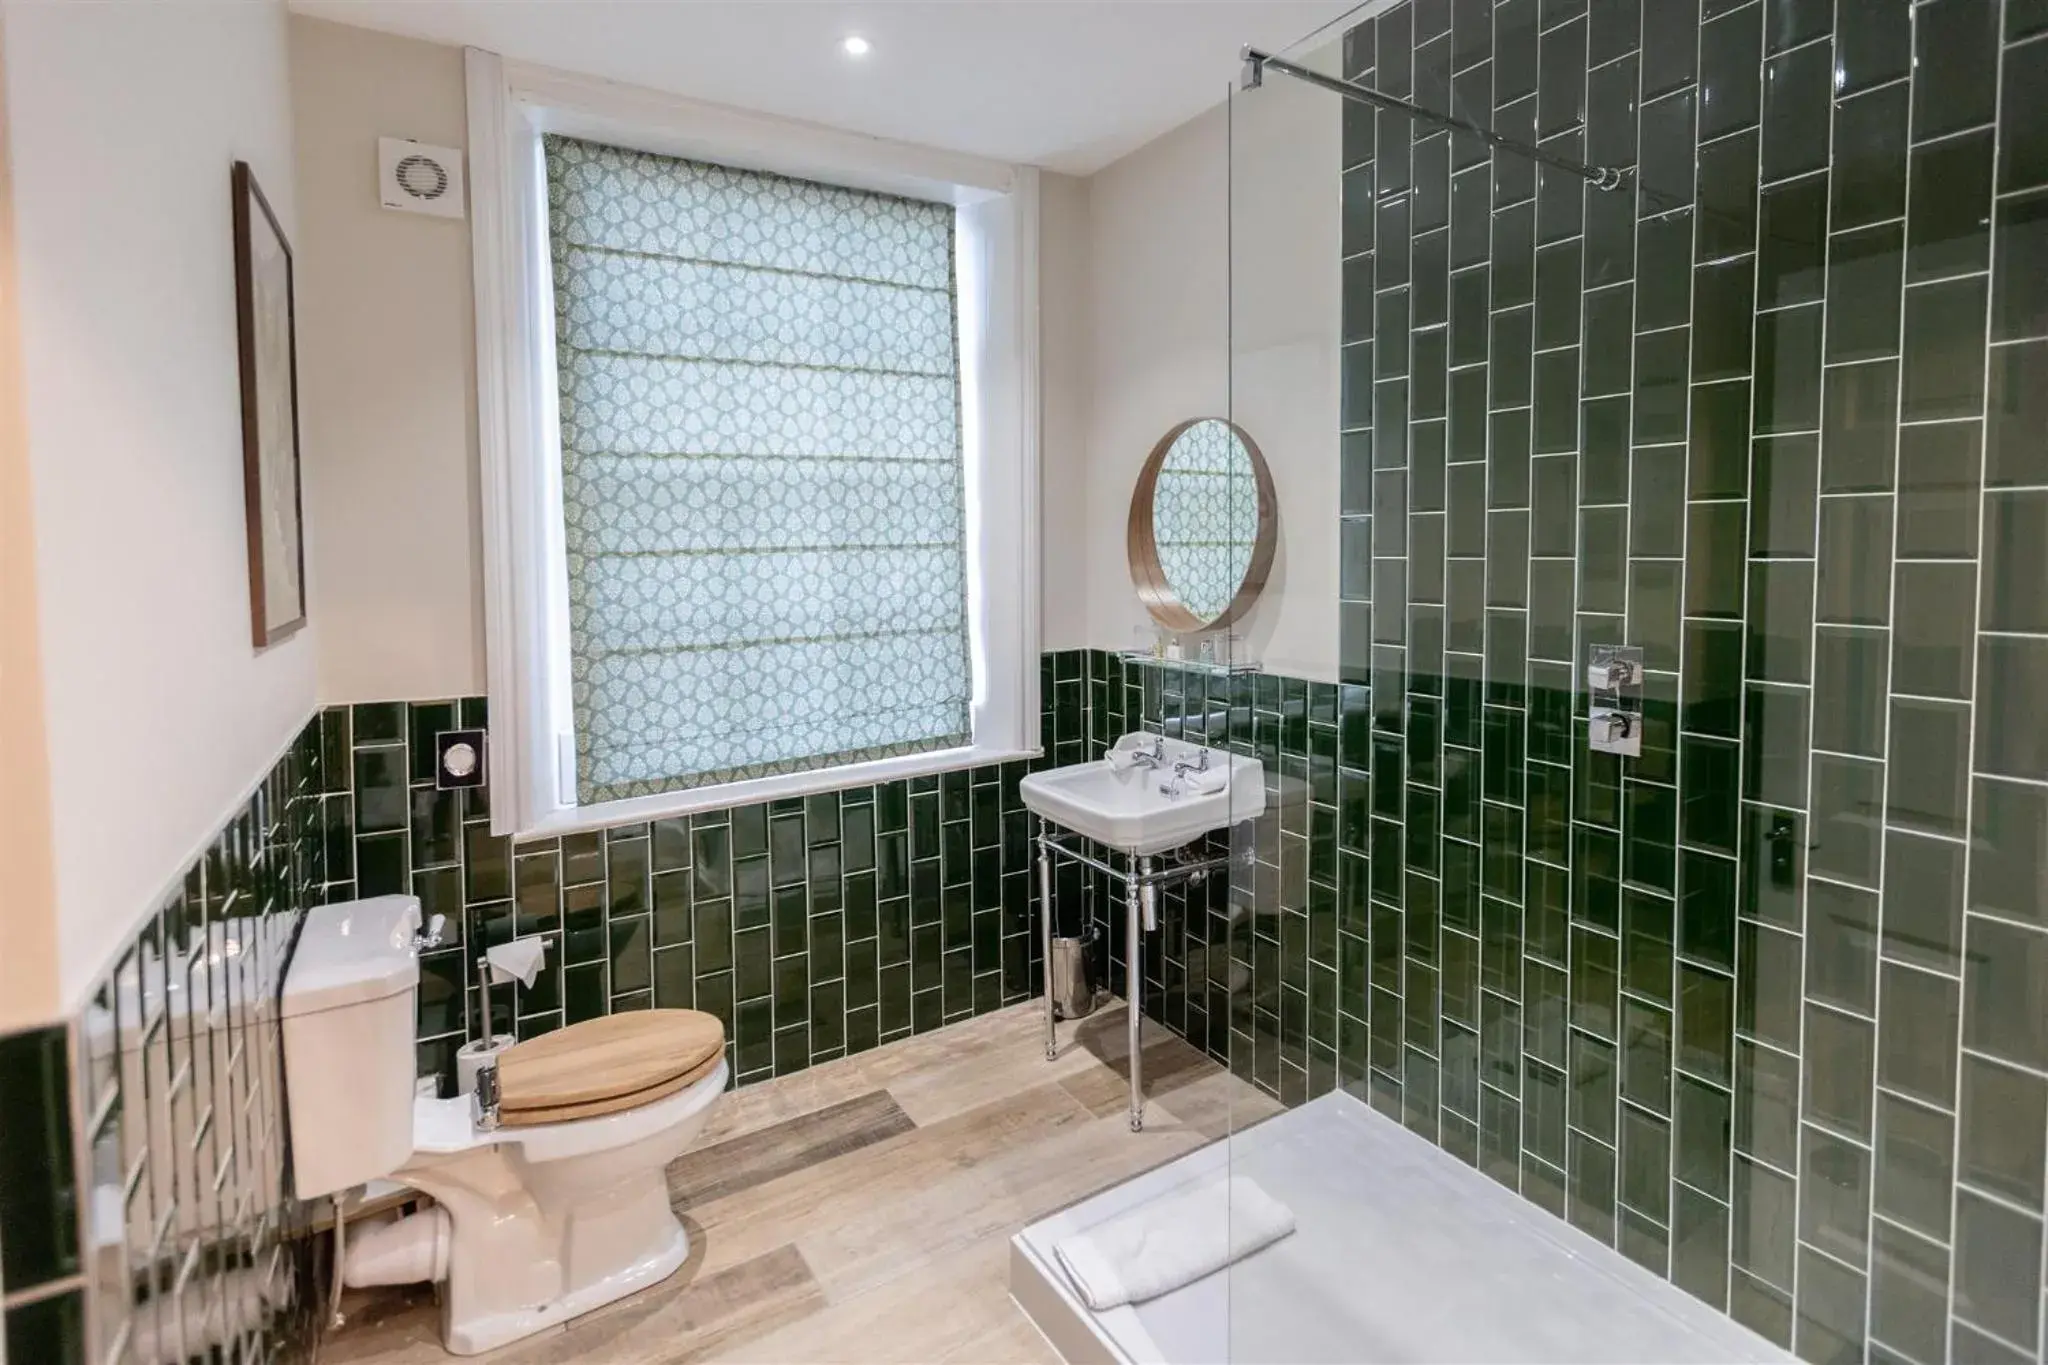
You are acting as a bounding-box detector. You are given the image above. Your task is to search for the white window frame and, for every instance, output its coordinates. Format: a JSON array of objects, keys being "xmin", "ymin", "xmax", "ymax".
[{"xmin": 466, "ymin": 49, "xmax": 1041, "ymax": 838}]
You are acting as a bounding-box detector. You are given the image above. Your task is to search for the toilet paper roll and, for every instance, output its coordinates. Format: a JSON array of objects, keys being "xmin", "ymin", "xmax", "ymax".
[
  {"xmin": 456, "ymin": 1034, "xmax": 516, "ymax": 1097},
  {"xmin": 486, "ymin": 936, "xmax": 548, "ymax": 988}
]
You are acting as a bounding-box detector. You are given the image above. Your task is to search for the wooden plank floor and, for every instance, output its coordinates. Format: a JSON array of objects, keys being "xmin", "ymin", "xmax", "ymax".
[{"xmin": 322, "ymin": 1002, "xmax": 1281, "ymax": 1365}]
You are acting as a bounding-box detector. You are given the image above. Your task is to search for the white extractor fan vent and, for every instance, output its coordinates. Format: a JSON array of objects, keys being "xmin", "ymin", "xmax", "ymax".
[{"xmin": 379, "ymin": 138, "xmax": 466, "ymax": 220}]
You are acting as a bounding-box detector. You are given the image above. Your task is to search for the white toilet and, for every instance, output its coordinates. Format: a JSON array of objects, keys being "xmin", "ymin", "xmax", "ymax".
[{"xmin": 281, "ymin": 895, "xmax": 728, "ymax": 1355}]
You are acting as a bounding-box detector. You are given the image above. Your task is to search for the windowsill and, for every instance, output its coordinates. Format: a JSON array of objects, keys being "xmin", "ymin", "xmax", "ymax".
[{"xmin": 514, "ymin": 743, "xmax": 1044, "ymax": 839}]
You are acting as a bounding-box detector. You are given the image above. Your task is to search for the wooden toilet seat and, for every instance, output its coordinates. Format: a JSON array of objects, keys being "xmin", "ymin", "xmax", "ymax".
[{"xmin": 495, "ymin": 1009, "xmax": 725, "ymax": 1128}]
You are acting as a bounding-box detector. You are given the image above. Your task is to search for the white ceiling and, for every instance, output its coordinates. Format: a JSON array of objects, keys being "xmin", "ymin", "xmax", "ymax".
[{"xmin": 289, "ymin": 0, "xmax": 1362, "ymax": 174}]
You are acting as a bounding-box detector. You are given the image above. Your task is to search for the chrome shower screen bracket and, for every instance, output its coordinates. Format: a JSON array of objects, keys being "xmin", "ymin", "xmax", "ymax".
[{"xmin": 1238, "ymin": 46, "xmax": 1631, "ymax": 193}]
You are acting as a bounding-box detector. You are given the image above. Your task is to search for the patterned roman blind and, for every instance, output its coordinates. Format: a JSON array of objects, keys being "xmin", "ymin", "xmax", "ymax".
[{"xmin": 544, "ymin": 136, "xmax": 972, "ymax": 804}]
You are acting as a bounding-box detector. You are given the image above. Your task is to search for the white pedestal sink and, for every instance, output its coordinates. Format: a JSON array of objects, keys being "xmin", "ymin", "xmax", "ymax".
[
  {"xmin": 1018, "ymin": 733, "xmax": 1266, "ymax": 855},
  {"xmin": 1019, "ymin": 734, "xmax": 1265, "ymax": 1131}
]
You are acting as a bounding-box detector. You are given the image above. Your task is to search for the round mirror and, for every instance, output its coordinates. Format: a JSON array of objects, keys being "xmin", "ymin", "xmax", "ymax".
[{"xmin": 1127, "ymin": 418, "xmax": 1277, "ymax": 633}]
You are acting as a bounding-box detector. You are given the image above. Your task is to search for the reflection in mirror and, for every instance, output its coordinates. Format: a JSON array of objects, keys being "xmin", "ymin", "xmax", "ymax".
[{"xmin": 1128, "ymin": 418, "xmax": 1276, "ymax": 633}]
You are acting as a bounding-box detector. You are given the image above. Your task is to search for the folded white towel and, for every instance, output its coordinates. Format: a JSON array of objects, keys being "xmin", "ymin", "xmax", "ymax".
[
  {"xmin": 1053, "ymin": 1176, "xmax": 1296, "ymax": 1311},
  {"xmin": 1181, "ymin": 764, "xmax": 1230, "ymax": 796}
]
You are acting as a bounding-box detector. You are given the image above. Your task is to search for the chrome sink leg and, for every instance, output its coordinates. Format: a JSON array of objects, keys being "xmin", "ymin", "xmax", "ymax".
[
  {"xmin": 1130, "ymin": 855, "xmax": 1156, "ymax": 1132},
  {"xmin": 1038, "ymin": 819, "xmax": 1057, "ymax": 1062}
]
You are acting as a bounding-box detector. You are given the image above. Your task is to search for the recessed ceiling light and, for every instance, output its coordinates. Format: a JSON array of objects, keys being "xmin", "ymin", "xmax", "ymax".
[{"xmin": 841, "ymin": 35, "xmax": 871, "ymax": 57}]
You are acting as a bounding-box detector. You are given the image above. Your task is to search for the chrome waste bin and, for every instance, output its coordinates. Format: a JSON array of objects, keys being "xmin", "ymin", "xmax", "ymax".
[{"xmin": 1049, "ymin": 928, "xmax": 1099, "ymax": 1020}]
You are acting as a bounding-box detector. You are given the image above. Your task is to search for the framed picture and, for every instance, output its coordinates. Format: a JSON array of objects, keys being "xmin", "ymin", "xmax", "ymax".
[{"xmin": 232, "ymin": 160, "xmax": 306, "ymax": 647}]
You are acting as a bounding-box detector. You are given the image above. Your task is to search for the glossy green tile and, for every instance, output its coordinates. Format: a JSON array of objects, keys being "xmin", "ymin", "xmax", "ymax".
[
  {"xmin": 1896, "ymin": 421, "xmax": 1981, "ymax": 559},
  {"xmin": 1819, "ymin": 360, "xmax": 1899, "ymax": 493},
  {"xmin": 1975, "ymin": 636, "xmax": 2048, "ymax": 782},
  {"xmin": 1688, "ymin": 379, "xmax": 1751, "ymax": 502},
  {"xmin": 1802, "ymin": 1123, "xmax": 1873, "ymax": 1268},
  {"xmin": 1736, "ymin": 1038, "xmax": 1802, "ymax": 1171},
  {"xmin": 1826, "ymin": 223, "xmax": 1905, "ymax": 364},
  {"xmin": 1753, "ymin": 302, "xmax": 1822, "ymax": 433},
  {"xmin": 1909, "ymin": 127, "xmax": 1994, "ymax": 284},
  {"xmin": 1745, "ymin": 562, "xmax": 1813, "ymax": 686},
  {"xmin": 1757, "ymin": 173, "xmax": 1828, "ymax": 309},
  {"xmin": 1912, "ymin": 0, "xmax": 1998, "ymax": 142},
  {"xmin": 357, "ymin": 830, "xmax": 407, "ymax": 898},
  {"xmin": 352, "ymin": 700, "xmax": 403, "ymax": 743},
  {"xmin": 1805, "ymin": 1003, "xmax": 1876, "ymax": 1138},
  {"xmin": 1984, "ymin": 490, "xmax": 2048, "ymax": 634},
  {"xmin": 1582, "ymin": 284, "xmax": 1635, "ymax": 397},
  {"xmin": 1634, "ymin": 328, "xmax": 1692, "ymax": 444},
  {"xmin": 1902, "ymin": 275, "xmax": 1990, "ymax": 420},
  {"xmin": 1809, "ymin": 755, "xmax": 1883, "ymax": 889},
  {"xmin": 1683, "ymin": 504, "xmax": 1745, "ymax": 620},
  {"xmin": 1628, "ymin": 561, "xmax": 1683, "ymax": 676},
  {"xmin": 1675, "ymin": 1073, "xmax": 1733, "ymax": 1200},
  {"xmin": 2002, "ymin": 35, "xmax": 2048, "ymax": 193},
  {"xmin": 1830, "ymin": 82, "xmax": 1908, "ymax": 231},
  {"xmin": 1876, "ymin": 1091, "xmax": 1955, "ymax": 1242},
  {"xmin": 1881, "ymin": 829, "xmax": 1964, "ymax": 981},
  {"xmin": 1871, "ymin": 1218, "xmax": 1950, "ymax": 1365},
  {"xmin": 1971, "ymin": 777, "xmax": 2048, "ymax": 929},
  {"xmin": 1692, "ymin": 258, "xmax": 1756, "ymax": 383},
  {"xmin": 1696, "ymin": 2, "xmax": 1760, "ymax": 137},
  {"xmin": 1959, "ymin": 1052, "xmax": 2047, "ymax": 1210},
  {"xmin": 1749, "ymin": 434, "xmax": 1818, "ymax": 557},
  {"xmin": 0, "ymin": 1026, "xmax": 77, "ymax": 1289},
  {"xmin": 1621, "ymin": 887, "xmax": 1673, "ymax": 1006},
  {"xmin": 1812, "ymin": 629, "xmax": 1889, "ymax": 757},
  {"xmin": 1732, "ymin": 1154, "xmax": 1797, "ymax": 1291},
  {"xmin": 1671, "ymin": 1181, "xmax": 1732, "ymax": 1309},
  {"xmin": 1621, "ymin": 1106, "xmax": 1673, "ymax": 1224},
  {"xmin": 1877, "ymin": 960, "xmax": 1958, "ymax": 1108},
  {"xmin": 1677, "ymin": 851, "xmax": 1736, "ymax": 973},
  {"xmin": 1737, "ymin": 918, "xmax": 1803, "ymax": 1054},
  {"xmin": 1625, "ymin": 781, "xmax": 1678, "ymax": 895},
  {"xmin": 1569, "ymin": 1127, "xmax": 1619, "ymax": 1244},
  {"xmin": 1678, "ymin": 963, "xmax": 1734, "ymax": 1086},
  {"xmin": 3, "ymin": 1288, "xmax": 84, "ymax": 1365},
  {"xmin": 353, "ymin": 745, "xmax": 407, "ymax": 834},
  {"xmin": 1954, "ymin": 1189, "xmax": 2042, "ymax": 1351},
  {"xmin": 1760, "ymin": 39, "xmax": 1831, "ymax": 181},
  {"xmin": 1679, "ymin": 739, "xmax": 1740, "ymax": 860},
  {"xmin": 1794, "ymin": 1242, "xmax": 1868, "ymax": 1365},
  {"xmin": 1963, "ymin": 915, "xmax": 2048, "ymax": 1072}
]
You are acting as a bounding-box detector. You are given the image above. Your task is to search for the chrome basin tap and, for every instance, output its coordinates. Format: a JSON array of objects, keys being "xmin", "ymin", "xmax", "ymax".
[{"xmin": 1127, "ymin": 736, "xmax": 1167, "ymax": 770}]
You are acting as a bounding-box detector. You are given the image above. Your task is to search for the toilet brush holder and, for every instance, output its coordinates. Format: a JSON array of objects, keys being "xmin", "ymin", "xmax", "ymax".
[
  {"xmin": 459, "ymin": 950, "xmax": 521, "ymax": 1096},
  {"xmin": 456, "ymin": 1034, "xmax": 515, "ymax": 1097}
]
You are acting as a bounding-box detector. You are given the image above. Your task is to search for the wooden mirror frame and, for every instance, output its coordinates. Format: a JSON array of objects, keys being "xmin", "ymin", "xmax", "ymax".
[{"xmin": 1126, "ymin": 418, "xmax": 1278, "ymax": 634}]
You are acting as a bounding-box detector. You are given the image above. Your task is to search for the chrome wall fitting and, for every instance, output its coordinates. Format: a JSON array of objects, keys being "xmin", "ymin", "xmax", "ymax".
[
  {"xmin": 1587, "ymin": 644, "xmax": 1645, "ymax": 757},
  {"xmin": 1239, "ymin": 47, "xmax": 1632, "ymax": 193}
]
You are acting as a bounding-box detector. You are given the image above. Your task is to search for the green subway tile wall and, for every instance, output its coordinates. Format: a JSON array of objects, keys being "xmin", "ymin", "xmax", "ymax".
[
  {"xmin": 1332, "ymin": 2, "xmax": 2048, "ymax": 1362},
  {"xmin": 0, "ymin": 718, "xmax": 328, "ymax": 1364},
  {"xmin": 322, "ymin": 657, "xmax": 1109, "ymax": 1094}
]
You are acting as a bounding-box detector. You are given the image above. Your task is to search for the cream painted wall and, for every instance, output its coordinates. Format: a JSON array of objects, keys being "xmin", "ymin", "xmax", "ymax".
[
  {"xmin": 0, "ymin": 14, "xmax": 60, "ymax": 1030},
  {"xmin": 1, "ymin": 0, "xmax": 315, "ymax": 1010},
  {"xmin": 276, "ymin": 22, "xmax": 1107, "ymax": 677},
  {"xmin": 273, "ymin": 19, "xmax": 1332, "ymax": 774},
  {"xmin": 291, "ymin": 16, "xmax": 485, "ymax": 702},
  {"xmin": 1037, "ymin": 170, "xmax": 1092, "ymax": 652},
  {"xmin": 1081, "ymin": 87, "xmax": 1339, "ymax": 680}
]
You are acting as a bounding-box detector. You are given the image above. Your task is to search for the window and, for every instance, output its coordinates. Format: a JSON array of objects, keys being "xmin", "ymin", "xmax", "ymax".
[
  {"xmin": 544, "ymin": 137, "xmax": 974, "ymax": 804},
  {"xmin": 468, "ymin": 55, "xmax": 1038, "ymax": 836}
]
